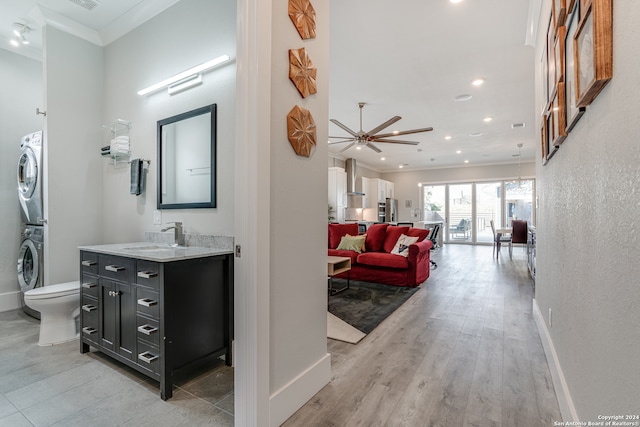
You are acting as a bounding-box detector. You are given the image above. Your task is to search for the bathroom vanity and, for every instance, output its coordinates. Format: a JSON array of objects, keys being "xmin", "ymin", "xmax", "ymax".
[{"xmin": 78, "ymin": 242, "xmax": 233, "ymax": 400}]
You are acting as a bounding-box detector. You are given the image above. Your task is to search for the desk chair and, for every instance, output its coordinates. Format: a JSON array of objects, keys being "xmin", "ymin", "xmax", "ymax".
[
  {"xmin": 509, "ymin": 220, "xmax": 528, "ymax": 259},
  {"xmin": 428, "ymin": 224, "xmax": 441, "ymax": 269},
  {"xmin": 490, "ymin": 220, "xmax": 511, "ymax": 259}
]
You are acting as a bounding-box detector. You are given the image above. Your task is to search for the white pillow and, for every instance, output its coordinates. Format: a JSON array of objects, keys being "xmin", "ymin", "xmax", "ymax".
[{"xmin": 390, "ymin": 234, "xmax": 419, "ymax": 257}]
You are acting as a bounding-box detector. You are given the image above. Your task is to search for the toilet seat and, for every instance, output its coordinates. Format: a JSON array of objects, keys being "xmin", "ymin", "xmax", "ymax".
[{"xmin": 25, "ymin": 281, "xmax": 79, "ymax": 300}]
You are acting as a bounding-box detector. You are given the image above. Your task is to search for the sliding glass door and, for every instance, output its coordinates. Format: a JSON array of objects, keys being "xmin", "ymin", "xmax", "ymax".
[{"xmin": 419, "ymin": 179, "xmax": 535, "ymax": 245}]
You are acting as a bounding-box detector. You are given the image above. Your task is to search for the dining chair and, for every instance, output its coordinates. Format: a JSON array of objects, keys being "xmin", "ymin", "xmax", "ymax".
[
  {"xmin": 490, "ymin": 219, "xmax": 511, "ymax": 259},
  {"xmin": 509, "ymin": 220, "xmax": 528, "ymax": 259},
  {"xmin": 428, "ymin": 224, "xmax": 441, "ymax": 269}
]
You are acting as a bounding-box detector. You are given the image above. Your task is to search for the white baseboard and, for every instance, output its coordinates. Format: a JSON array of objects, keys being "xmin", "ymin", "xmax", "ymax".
[
  {"xmin": 270, "ymin": 352, "xmax": 331, "ymax": 426},
  {"xmin": 0, "ymin": 291, "xmax": 22, "ymax": 313},
  {"xmin": 532, "ymin": 299, "xmax": 578, "ymax": 422}
]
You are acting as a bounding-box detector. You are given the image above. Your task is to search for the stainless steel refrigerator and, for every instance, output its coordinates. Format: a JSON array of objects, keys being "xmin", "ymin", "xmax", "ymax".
[{"xmin": 385, "ymin": 198, "xmax": 398, "ymax": 222}]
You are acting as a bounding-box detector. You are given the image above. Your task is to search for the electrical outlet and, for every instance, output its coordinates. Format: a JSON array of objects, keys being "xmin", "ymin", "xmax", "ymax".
[
  {"xmin": 153, "ymin": 210, "xmax": 162, "ymax": 225},
  {"xmin": 549, "ymin": 307, "xmax": 552, "ymax": 327}
]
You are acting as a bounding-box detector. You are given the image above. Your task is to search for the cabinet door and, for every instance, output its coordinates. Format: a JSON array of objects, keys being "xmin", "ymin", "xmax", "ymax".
[
  {"xmin": 100, "ymin": 279, "xmax": 117, "ymax": 352},
  {"xmin": 336, "ymin": 170, "xmax": 346, "ymax": 208},
  {"xmin": 117, "ymin": 282, "xmax": 136, "ymax": 360},
  {"xmin": 99, "ymin": 278, "xmax": 135, "ymax": 360},
  {"xmin": 378, "ymin": 180, "xmax": 386, "ymax": 202},
  {"xmin": 386, "ymin": 182, "xmax": 394, "ymax": 199}
]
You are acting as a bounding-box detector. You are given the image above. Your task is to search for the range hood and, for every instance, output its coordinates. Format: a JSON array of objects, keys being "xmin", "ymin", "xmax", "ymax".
[
  {"xmin": 345, "ymin": 158, "xmax": 364, "ymax": 210},
  {"xmin": 345, "ymin": 158, "xmax": 364, "ymax": 196}
]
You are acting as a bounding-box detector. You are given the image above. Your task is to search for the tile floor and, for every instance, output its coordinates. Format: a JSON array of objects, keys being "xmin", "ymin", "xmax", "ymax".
[{"xmin": 0, "ymin": 310, "xmax": 234, "ymax": 426}]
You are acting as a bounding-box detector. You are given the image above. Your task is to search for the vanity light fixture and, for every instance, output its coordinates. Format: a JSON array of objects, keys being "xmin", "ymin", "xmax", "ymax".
[
  {"xmin": 137, "ymin": 54, "xmax": 230, "ymax": 96},
  {"xmin": 167, "ymin": 74, "xmax": 203, "ymax": 95}
]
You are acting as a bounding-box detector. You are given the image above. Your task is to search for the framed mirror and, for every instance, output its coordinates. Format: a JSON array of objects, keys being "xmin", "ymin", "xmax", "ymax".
[{"xmin": 157, "ymin": 104, "xmax": 216, "ymax": 209}]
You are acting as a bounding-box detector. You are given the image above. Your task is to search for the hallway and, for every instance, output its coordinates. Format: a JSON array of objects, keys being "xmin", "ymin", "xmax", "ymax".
[{"xmin": 284, "ymin": 244, "xmax": 561, "ymax": 426}]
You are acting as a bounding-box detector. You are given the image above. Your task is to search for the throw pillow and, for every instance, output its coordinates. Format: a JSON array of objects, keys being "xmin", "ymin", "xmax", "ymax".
[
  {"xmin": 382, "ymin": 226, "xmax": 410, "ymax": 253},
  {"xmin": 390, "ymin": 234, "xmax": 419, "ymax": 257},
  {"xmin": 336, "ymin": 234, "xmax": 367, "ymax": 253},
  {"xmin": 365, "ymin": 223, "xmax": 389, "ymax": 252}
]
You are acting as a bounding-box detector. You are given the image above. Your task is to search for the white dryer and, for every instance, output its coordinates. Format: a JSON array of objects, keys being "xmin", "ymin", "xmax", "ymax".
[
  {"xmin": 18, "ymin": 225, "xmax": 45, "ymax": 319},
  {"xmin": 17, "ymin": 131, "xmax": 44, "ymax": 225}
]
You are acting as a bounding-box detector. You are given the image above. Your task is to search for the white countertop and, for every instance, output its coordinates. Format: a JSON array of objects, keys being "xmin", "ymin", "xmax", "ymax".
[{"xmin": 79, "ymin": 242, "xmax": 233, "ymax": 262}]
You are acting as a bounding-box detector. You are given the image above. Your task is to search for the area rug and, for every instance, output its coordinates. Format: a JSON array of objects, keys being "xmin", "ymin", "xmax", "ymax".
[{"xmin": 327, "ymin": 279, "xmax": 419, "ymax": 341}]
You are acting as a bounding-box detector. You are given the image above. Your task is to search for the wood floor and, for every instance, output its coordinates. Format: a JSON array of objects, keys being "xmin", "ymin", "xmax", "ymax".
[{"xmin": 284, "ymin": 244, "xmax": 561, "ymax": 427}]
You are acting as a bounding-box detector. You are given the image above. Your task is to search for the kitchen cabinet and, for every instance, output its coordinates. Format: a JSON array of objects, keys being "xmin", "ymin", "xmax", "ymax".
[
  {"xmin": 361, "ymin": 177, "xmax": 370, "ymax": 209},
  {"xmin": 371, "ymin": 179, "xmax": 395, "ymax": 203},
  {"xmin": 328, "ymin": 167, "xmax": 346, "ymax": 222},
  {"xmin": 79, "ymin": 249, "xmax": 233, "ymax": 400}
]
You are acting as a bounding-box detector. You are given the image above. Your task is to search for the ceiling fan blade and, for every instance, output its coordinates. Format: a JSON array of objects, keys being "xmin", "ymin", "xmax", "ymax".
[
  {"xmin": 371, "ymin": 138, "xmax": 420, "ymax": 145},
  {"xmin": 338, "ymin": 142, "xmax": 356, "ymax": 152},
  {"xmin": 330, "ymin": 119, "xmax": 359, "ymax": 137},
  {"xmin": 374, "ymin": 127, "xmax": 434, "ymax": 138},
  {"xmin": 328, "ymin": 138, "xmax": 356, "ymax": 145},
  {"xmin": 366, "ymin": 116, "xmax": 402, "ymax": 136},
  {"xmin": 366, "ymin": 142, "xmax": 382, "ymax": 153}
]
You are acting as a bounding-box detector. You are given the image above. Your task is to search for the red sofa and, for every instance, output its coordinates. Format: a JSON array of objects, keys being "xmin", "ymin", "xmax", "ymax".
[{"xmin": 328, "ymin": 223, "xmax": 433, "ymax": 287}]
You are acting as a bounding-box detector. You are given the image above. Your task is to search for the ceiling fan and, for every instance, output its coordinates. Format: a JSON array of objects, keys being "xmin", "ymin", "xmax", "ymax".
[{"xmin": 329, "ymin": 102, "xmax": 433, "ymax": 153}]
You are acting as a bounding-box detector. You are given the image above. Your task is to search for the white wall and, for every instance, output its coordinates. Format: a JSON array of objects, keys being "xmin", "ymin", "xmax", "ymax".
[
  {"xmin": 0, "ymin": 50, "xmax": 43, "ymax": 311},
  {"xmin": 383, "ymin": 162, "xmax": 535, "ymax": 222},
  {"xmin": 268, "ymin": 0, "xmax": 331, "ymax": 424},
  {"xmin": 42, "ymin": 27, "xmax": 104, "ymax": 285},
  {"xmin": 102, "ymin": 0, "xmax": 236, "ymax": 241},
  {"xmin": 534, "ymin": 0, "xmax": 640, "ymax": 420}
]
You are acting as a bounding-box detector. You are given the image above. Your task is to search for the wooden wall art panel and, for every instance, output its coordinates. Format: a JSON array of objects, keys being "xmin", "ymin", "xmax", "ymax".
[
  {"xmin": 288, "ymin": 0, "xmax": 316, "ymax": 39},
  {"xmin": 289, "ymin": 47, "xmax": 317, "ymax": 98},
  {"xmin": 287, "ymin": 105, "xmax": 317, "ymax": 157}
]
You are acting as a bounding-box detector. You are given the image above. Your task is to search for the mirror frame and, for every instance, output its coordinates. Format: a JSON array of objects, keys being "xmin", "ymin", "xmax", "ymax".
[{"xmin": 157, "ymin": 104, "xmax": 217, "ymax": 209}]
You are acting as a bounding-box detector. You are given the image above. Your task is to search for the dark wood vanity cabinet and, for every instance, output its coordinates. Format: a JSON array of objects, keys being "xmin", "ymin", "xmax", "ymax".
[{"xmin": 79, "ymin": 250, "xmax": 233, "ymax": 400}]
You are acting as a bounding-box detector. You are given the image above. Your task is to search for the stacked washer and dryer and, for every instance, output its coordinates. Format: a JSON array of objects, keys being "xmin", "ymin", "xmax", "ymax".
[{"xmin": 17, "ymin": 131, "xmax": 45, "ymax": 318}]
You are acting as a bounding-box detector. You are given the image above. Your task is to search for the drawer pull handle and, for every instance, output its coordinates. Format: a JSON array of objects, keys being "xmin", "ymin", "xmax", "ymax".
[
  {"xmin": 138, "ymin": 324, "xmax": 158, "ymax": 335},
  {"xmin": 82, "ymin": 282, "xmax": 96, "ymax": 289},
  {"xmin": 108, "ymin": 290, "xmax": 121, "ymax": 297},
  {"xmin": 81, "ymin": 260, "xmax": 96, "ymax": 267},
  {"xmin": 137, "ymin": 271, "xmax": 158, "ymax": 279},
  {"xmin": 137, "ymin": 298, "xmax": 158, "ymax": 307},
  {"xmin": 138, "ymin": 351, "xmax": 159, "ymax": 364},
  {"xmin": 82, "ymin": 327, "xmax": 97, "ymax": 335},
  {"xmin": 105, "ymin": 265, "xmax": 124, "ymax": 272},
  {"xmin": 82, "ymin": 304, "xmax": 97, "ymax": 312}
]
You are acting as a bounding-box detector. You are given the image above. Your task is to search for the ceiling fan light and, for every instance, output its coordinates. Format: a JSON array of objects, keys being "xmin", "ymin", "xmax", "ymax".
[{"xmin": 10, "ymin": 38, "xmax": 19, "ymax": 47}]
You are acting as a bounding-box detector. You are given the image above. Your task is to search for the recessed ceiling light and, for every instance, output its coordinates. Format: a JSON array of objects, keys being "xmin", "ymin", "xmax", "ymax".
[
  {"xmin": 380, "ymin": 157, "xmax": 385, "ymax": 161},
  {"xmin": 456, "ymin": 150, "xmax": 462, "ymax": 154},
  {"xmin": 399, "ymin": 165, "xmax": 403, "ymax": 169},
  {"xmin": 470, "ymin": 132, "xmax": 483, "ymax": 137},
  {"xmin": 356, "ymin": 146, "xmax": 362, "ymax": 150},
  {"xmin": 483, "ymin": 117, "xmax": 493, "ymax": 122},
  {"xmin": 445, "ymin": 135, "xmax": 452, "ymax": 140},
  {"xmin": 450, "ymin": 0, "xmax": 463, "ymax": 3},
  {"xmin": 464, "ymin": 160, "xmax": 470, "ymax": 163},
  {"xmin": 472, "ymin": 78, "xmax": 485, "ymax": 86},
  {"xmin": 454, "ymin": 94, "xmax": 472, "ymax": 102}
]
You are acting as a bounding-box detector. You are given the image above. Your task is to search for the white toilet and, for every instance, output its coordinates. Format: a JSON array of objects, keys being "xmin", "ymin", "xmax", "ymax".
[{"xmin": 24, "ymin": 281, "xmax": 80, "ymax": 346}]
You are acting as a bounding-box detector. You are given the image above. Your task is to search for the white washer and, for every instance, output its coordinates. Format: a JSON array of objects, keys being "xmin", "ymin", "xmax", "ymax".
[
  {"xmin": 18, "ymin": 225, "xmax": 44, "ymax": 319},
  {"xmin": 17, "ymin": 131, "xmax": 44, "ymax": 225}
]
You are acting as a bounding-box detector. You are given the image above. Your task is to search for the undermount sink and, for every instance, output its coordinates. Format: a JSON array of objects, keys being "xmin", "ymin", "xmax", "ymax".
[{"xmin": 123, "ymin": 245, "xmax": 176, "ymax": 252}]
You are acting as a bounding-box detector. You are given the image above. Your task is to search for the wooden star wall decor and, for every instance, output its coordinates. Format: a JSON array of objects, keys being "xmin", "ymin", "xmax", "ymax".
[
  {"xmin": 289, "ymin": 48, "xmax": 317, "ymax": 98},
  {"xmin": 288, "ymin": 0, "xmax": 316, "ymax": 39},
  {"xmin": 287, "ymin": 105, "xmax": 317, "ymax": 157}
]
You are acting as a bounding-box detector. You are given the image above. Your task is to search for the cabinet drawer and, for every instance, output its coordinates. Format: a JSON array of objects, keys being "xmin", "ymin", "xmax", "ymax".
[
  {"xmin": 136, "ymin": 260, "xmax": 160, "ymax": 289},
  {"xmin": 99, "ymin": 255, "xmax": 135, "ymax": 283},
  {"xmin": 136, "ymin": 316, "xmax": 160, "ymax": 347},
  {"xmin": 137, "ymin": 341, "xmax": 160, "ymax": 374},
  {"xmin": 80, "ymin": 251, "xmax": 99, "ymax": 275},
  {"xmin": 81, "ymin": 296, "xmax": 99, "ymax": 340},
  {"xmin": 81, "ymin": 274, "xmax": 99, "ymax": 298},
  {"xmin": 136, "ymin": 287, "xmax": 160, "ymax": 319}
]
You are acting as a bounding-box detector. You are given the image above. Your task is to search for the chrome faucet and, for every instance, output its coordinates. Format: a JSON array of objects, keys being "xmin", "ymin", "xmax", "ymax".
[{"xmin": 161, "ymin": 221, "xmax": 185, "ymax": 246}]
